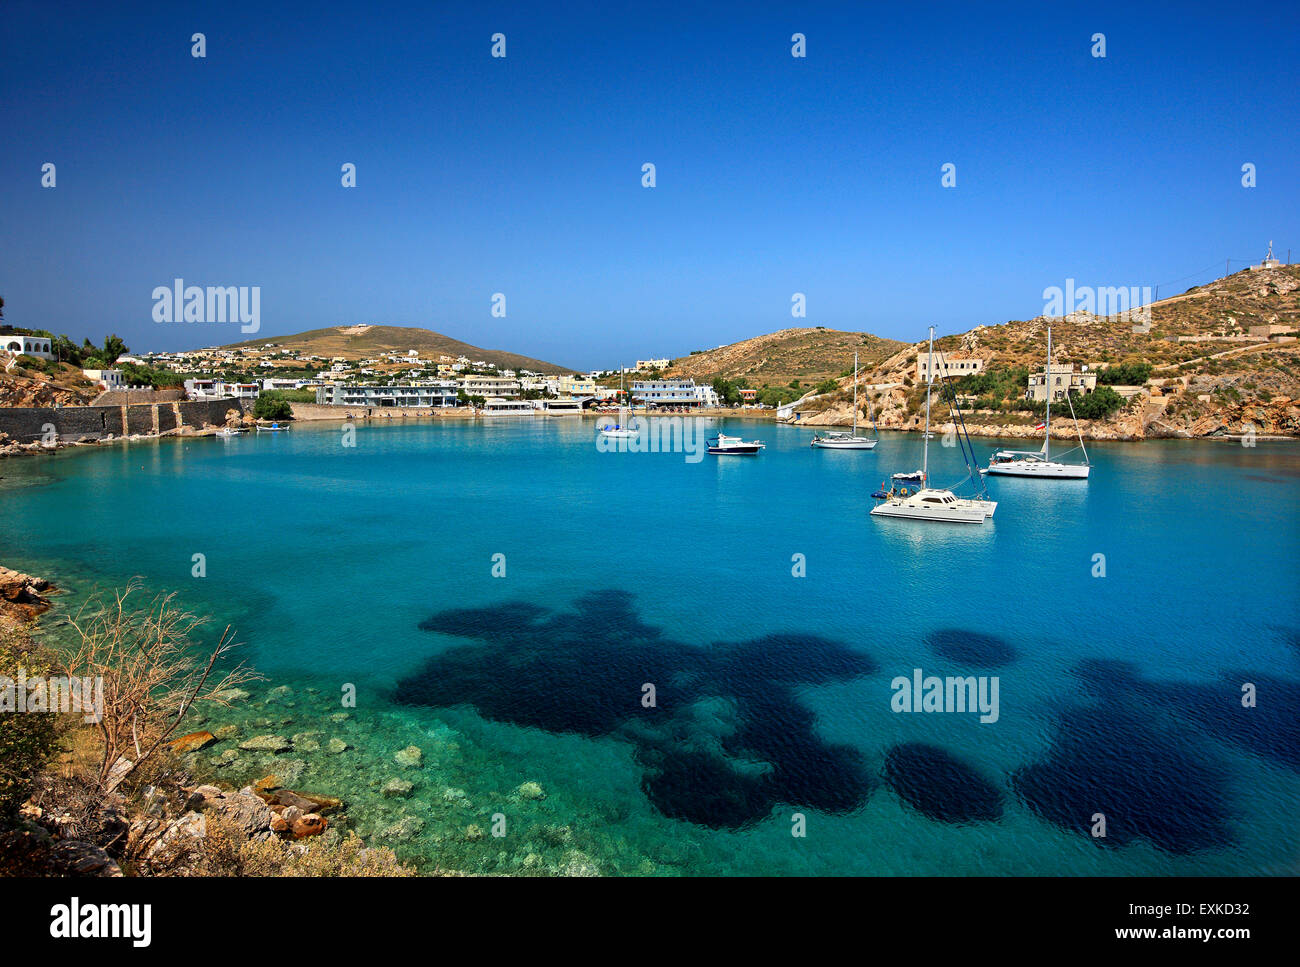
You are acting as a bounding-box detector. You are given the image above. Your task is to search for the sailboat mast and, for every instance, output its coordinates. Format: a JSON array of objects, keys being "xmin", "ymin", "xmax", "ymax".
[
  {"xmin": 923, "ymin": 327, "xmax": 934, "ymax": 478},
  {"xmin": 852, "ymin": 352, "xmax": 858, "ymax": 436},
  {"xmin": 1044, "ymin": 326, "xmax": 1052, "ymax": 461}
]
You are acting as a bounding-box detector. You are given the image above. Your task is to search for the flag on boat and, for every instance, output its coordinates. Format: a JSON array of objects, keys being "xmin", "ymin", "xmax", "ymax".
[{"xmin": 1034, "ymin": 421, "xmax": 1046, "ymax": 431}]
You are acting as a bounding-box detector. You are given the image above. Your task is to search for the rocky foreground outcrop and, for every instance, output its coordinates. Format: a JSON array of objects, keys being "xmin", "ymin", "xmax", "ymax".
[
  {"xmin": 0, "ymin": 566, "xmax": 54, "ymax": 629},
  {"xmin": 0, "ymin": 774, "xmax": 344, "ymax": 876}
]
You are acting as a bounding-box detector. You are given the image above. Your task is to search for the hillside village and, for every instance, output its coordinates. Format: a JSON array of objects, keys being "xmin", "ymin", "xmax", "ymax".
[{"xmin": 2, "ymin": 258, "xmax": 1298, "ymax": 445}]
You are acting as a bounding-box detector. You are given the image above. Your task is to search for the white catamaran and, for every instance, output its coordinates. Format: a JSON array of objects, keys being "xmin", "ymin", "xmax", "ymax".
[
  {"xmin": 984, "ymin": 326, "xmax": 1091, "ymax": 479},
  {"xmin": 871, "ymin": 327, "xmax": 996, "ymax": 524},
  {"xmin": 811, "ymin": 352, "xmax": 878, "ymax": 450}
]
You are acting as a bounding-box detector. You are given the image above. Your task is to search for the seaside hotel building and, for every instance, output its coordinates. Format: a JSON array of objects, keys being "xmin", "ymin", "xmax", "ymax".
[
  {"xmin": 631, "ymin": 378, "xmax": 715, "ymax": 408},
  {"xmin": 315, "ymin": 382, "xmax": 460, "ymax": 407}
]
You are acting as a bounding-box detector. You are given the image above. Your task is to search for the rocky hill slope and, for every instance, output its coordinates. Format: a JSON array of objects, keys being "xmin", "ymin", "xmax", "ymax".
[
  {"xmin": 220, "ymin": 325, "xmax": 575, "ymax": 374},
  {"xmin": 789, "ymin": 266, "xmax": 1300, "ymax": 440},
  {"xmin": 662, "ymin": 327, "xmax": 907, "ymax": 388},
  {"xmin": 0, "ymin": 360, "xmax": 100, "ymax": 407}
]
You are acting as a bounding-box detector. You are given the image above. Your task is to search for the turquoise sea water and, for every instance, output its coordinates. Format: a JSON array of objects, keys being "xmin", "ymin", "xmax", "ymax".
[{"xmin": 2, "ymin": 417, "xmax": 1298, "ymax": 875}]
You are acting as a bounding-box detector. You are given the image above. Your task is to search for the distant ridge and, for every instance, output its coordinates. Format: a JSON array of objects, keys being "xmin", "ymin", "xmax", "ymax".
[
  {"xmin": 220, "ymin": 325, "xmax": 577, "ymax": 373},
  {"xmin": 663, "ymin": 327, "xmax": 908, "ymax": 386}
]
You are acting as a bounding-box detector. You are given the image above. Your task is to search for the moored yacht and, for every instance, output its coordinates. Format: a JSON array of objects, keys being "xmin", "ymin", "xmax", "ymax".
[
  {"xmin": 872, "ymin": 327, "xmax": 996, "ymax": 524},
  {"xmin": 707, "ymin": 433, "xmax": 764, "ymax": 455},
  {"xmin": 599, "ymin": 368, "xmax": 639, "ymax": 438},
  {"xmin": 984, "ymin": 326, "xmax": 1091, "ymax": 479},
  {"xmin": 811, "ymin": 352, "xmax": 878, "ymax": 450}
]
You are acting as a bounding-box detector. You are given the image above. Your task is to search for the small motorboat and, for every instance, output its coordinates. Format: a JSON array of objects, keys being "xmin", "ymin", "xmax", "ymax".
[
  {"xmin": 215, "ymin": 426, "xmax": 247, "ymax": 437},
  {"xmin": 255, "ymin": 422, "xmax": 290, "ymax": 433},
  {"xmin": 707, "ymin": 433, "xmax": 764, "ymax": 455}
]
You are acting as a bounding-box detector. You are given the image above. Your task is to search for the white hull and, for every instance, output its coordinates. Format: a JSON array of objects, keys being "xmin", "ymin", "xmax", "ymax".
[
  {"xmin": 811, "ymin": 436, "xmax": 877, "ymax": 450},
  {"xmin": 708, "ymin": 433, "xmax": 764, "ymax": 455},
  {"xmin": 871, "ymin": 488, "xmax": 996, "ymax": 524},
  {"xmin": 985, "ymin": 460, "xmax": 1089, "ymax": 479}
]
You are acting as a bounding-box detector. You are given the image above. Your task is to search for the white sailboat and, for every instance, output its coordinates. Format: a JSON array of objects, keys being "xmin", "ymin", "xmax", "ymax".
[
  {"xmin": 985, "ymin": 326, "xmax": 1091, "ymax": 479},
  {"xmin": 811, "ymin": 352, "xmax": 878, "ymax": 450},
  {"xmin": 872, "ymin": 327, "xmax": 996, "ymax": 524},
  {"xmin": 599, "ymin": 367, "xmax": 638, "ymax": 438}
]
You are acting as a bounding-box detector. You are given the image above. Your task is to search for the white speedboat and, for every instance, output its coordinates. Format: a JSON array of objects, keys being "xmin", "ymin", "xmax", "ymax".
[
  {"xmin": 872, "ymin": 327, "xmax": 996, "ymax": 524},
  {"xmin": 811, "ymin": 352, "xmax": 878, "ymax": 450},
  {"xmin": 707, "ymin": 433, "xmax": 764, "ymax": 455},
  {"xmin": 985, "ymin": 326, "xmax": 1090, "ymax": 479},
  {"xmin": 215, "ymin": 426, "xmax": 247, "ymax": 437}
]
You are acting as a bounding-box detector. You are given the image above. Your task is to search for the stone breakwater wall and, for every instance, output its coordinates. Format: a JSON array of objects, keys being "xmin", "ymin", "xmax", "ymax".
[
  {"xmin": 91, "ymin": 388, "xmax": 186, "ymax": 406},
  {"xmin": 0, "ymin": 399, "xmax": 250, "ymax": 444}
]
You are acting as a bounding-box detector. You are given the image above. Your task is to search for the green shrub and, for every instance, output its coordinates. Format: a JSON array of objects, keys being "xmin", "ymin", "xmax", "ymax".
[
  {"xmin": 1096, "ymin": 362, "xmax": 1153, "ymax": 385},
  {"xmin": 1072, "ymin": 386, "xmax": 1127, "ymax": 419},
  {"xmin": 118, "ymin": 362, "xmax": 184, "ymax": 389},
  {"xmin": 0, "ymin": 627, "xmax": 60, "ymax": 819},
  {"xmin": 253, "ymin": 392, "xmax": 293, "ymax": 420}
]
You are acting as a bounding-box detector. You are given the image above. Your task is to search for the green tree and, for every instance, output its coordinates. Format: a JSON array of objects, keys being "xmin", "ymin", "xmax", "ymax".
[
  {"xmin": 1072, "ymin": 386, "xmax": 1126, "ymax": 420},
  {"xmin": 1096, "ymin": 362, "xmax": 1153, "ymax": 385},
  {"xmin": 253, "ymin": 392, "xmax": 293, "ymax": 420},
  {"xmin": 711, "ymin": 376, "xmax": 741, "ymax": 406}
]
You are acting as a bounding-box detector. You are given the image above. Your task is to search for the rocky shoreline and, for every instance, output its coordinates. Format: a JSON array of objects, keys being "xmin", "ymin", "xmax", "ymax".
[
  {"xmin": 0, "ymin": 563, "xmax": 410, "ymax": 876},
  {"xmin": 787, "ymin": 395, "xmax": 1300, "ymax": 442},
  {"xmin": 0, "ymin": 564, "xmax": 614, "ymax": 877}
]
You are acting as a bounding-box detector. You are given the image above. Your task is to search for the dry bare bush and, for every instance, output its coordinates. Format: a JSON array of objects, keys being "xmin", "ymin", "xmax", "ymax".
[{"xmin": 61, "ymin": 582, "xmax": 260, "ymax": 795}]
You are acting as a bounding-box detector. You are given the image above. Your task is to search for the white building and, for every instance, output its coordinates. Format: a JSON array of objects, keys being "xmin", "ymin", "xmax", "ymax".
[
  {"xmin": 693, "ymin": 383, "xmax": 721, "ymax": 407},
  {"xmin": 1251, "ymin": 240, "xmax": 1282, "ymax": 271},
  {"xmin": 315, "ymin": 382, "xmax": 459, "ymax": 407},
  {"xmin": 636, "ymin": 358, "xmax": 670, "ymax": 371},
  {"xmin": 632, "ymin": 379, "xmax": 703, "ymax": 408},
  {"xmin": 461, "ymin": 375, "xmax": 521, "ymax": 398},
  {"xmin": 83, "ymin": 368, "xmax": 125, "ymax": 390},
  {"xmin": 184, "ymin": 379, "xmax": 261, "ymax": 401},
  {"xmin": 1, "ymin": 331, "xmax": 54, "ymax": 360},
  {"xmin": 916, "ymin": 355, "xmax": 984, "ymax": 380},
  {"xmin": 481, "ymin": 397, "xmax": 534, "ymax": 414}
]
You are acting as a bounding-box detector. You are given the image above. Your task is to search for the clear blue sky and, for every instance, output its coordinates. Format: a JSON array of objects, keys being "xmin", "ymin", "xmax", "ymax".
[{"xmin": 3, "ymin": 0, "xmax": 1297, "ymax": 370}]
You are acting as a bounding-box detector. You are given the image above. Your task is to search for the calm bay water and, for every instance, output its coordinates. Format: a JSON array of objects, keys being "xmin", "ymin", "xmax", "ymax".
[{"xmin": 2, "ymin": 417, "xmax": 1298, "ymax": 875}]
